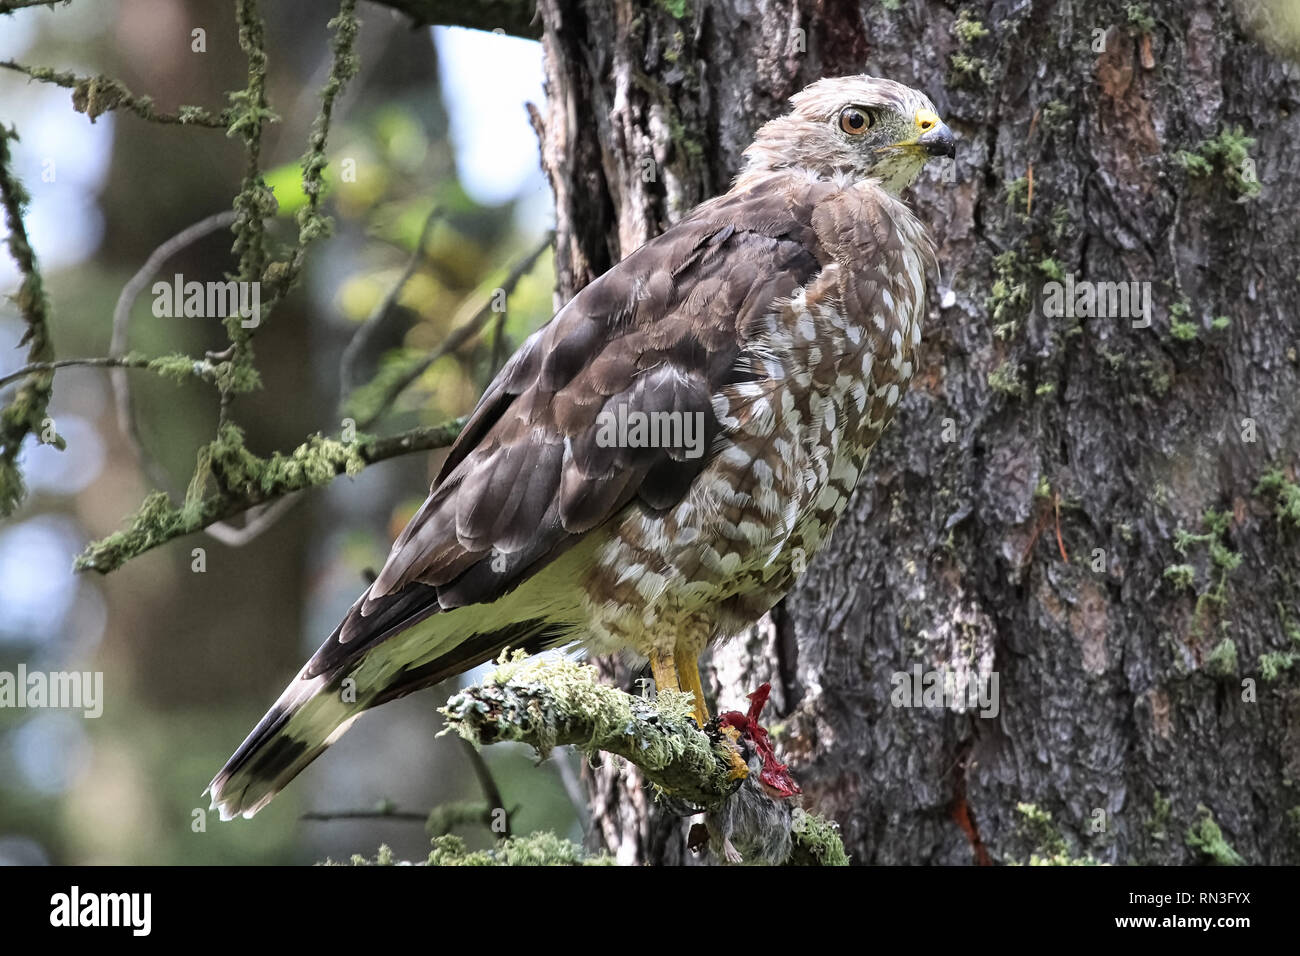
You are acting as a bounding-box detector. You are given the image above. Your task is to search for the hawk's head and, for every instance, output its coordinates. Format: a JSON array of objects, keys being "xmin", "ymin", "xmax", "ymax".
[{"xmin": 742, "ymin": 74, "xmax": 955, "ymax": 196}]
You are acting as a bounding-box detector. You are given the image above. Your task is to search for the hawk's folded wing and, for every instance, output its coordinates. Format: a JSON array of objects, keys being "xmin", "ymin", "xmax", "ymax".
[{"xmin": 306, "ymin": 178, "xmax": 835, "ymax": 682}]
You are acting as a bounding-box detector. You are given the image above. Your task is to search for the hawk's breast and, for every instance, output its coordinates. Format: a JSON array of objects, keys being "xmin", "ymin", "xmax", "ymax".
[{"xmin": 582, "ymin": 181, "xmax": 932, "ymax": 650}]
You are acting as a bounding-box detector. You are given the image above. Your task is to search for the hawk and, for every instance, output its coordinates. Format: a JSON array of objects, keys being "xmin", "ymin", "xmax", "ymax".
[{"xmin": 209, "ymin": 74, "xmax": 954, "ymax": 819}]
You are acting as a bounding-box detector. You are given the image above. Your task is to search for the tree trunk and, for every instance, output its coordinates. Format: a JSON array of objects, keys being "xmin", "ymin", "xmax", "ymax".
[{"xmin": 531, "ymin": 0, "xmax": 1300, "ymax": 865}]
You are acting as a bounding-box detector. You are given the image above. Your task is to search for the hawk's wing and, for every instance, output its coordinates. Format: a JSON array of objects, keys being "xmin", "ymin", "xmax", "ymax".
[{"xmin": 307, "ymin": 178, "xmax": 834, "ymax": 679}]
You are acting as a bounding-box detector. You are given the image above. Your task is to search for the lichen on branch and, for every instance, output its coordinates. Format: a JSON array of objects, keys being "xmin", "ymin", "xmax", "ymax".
[
  {"xmin": 443, "ymin": 652, "xmax": 743, "ymax": 807},
  {"xmin": 0, "ymin": 124, "xmax": 56, "ymax": 516},
  {"xmin": 441, "ymin": 653, "xmax": 850, "ymax": 865},
  {"xmin": 75, "ymin": 418, "xmax": 465, "ymax": 573}
]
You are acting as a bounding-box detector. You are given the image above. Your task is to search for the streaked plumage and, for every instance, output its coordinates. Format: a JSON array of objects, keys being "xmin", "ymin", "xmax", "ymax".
[{"xmin": 208, "ymin": 75, "xmax": 954, "ymax": 819}]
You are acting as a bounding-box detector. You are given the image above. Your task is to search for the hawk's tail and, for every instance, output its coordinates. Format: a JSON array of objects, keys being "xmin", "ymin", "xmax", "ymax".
[
  {"xmin": 205, "ymin": 661, "xmax": 356, "ymax": 820},
  {"xmin": 206, "ymin": 605, "xmax": 571, "ymax": 821}
]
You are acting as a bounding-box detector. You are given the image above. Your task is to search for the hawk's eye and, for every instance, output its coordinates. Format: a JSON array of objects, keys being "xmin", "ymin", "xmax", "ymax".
[{"xmin": 839, "ymin": 107, "xmax": 872, "ymax": 135}]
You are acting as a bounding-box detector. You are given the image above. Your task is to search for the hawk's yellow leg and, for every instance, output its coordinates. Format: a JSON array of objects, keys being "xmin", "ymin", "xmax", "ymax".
[
  {"xmin": 673, "ymin": 645, "xmax": 749, "ymax": 782},
  {"xmin": 652, "ymin": 644, "xmax": 748, "ymax": 782},
  {"xmin": 674, "ymin": 644, "xmax": 711, "ymax": 729},
  {"xmin": 650, "ymin": 648, "xmax": 680, "ymax": 695}
]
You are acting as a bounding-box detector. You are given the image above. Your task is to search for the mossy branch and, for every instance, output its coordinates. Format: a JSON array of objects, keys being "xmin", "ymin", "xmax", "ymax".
[
  {"xmin": 75, "ymin": 417, "xmax": 465, "ymax": 573},
  {"xmin": 441, "ymin": 654, "xmax": 850, "ymax": 865},
  {"xmin": 443, "ymin": 653, "xmax": 743, "ymax": 808},
  {"xmin": 0, "ymin": 60, "xmax": 229, "ymax": 127},
  {"xmin": 0, "ymin": 124, "xmax": 55, "ymax": 516}
]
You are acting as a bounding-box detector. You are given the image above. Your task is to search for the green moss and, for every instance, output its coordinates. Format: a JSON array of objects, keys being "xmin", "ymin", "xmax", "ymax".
[
  {"xmin": 1163, "ymin": 564, "xmax": 1196, "ymax": 590},
  {"xmin": 1211, "ymin": 315, "xmax": 1231, "ymax": 331},
  {"xmin": 1256, "ymin": 468, "xmax": 1300, "ymax": 528},
  {"xmin": 1035, "ymin": 382, "xmax": 1056, "ymax": 396},
  {"xmin": 988, "ymin": 360, "xmax": 1025, "ymax": 397},
  {"xmin": 1173, "ymin": 509, "xmax": 1241, "ymax": 608},
  {"xmin": 1042, "ymin": 100, "xmax": 1070, "ymax": 129},
  {"xmin": 442, "ymin": 651, "xmax": 728, "ymax": 802},
  {"xmin": 1015, "ymin": 803, "xmax": 1099, "ymax": 866},
  {"xmin": 1185, "ymin": 805, "xmax": 1244, "ymax": 865},
  {"xmin": 1125, "ymin": 2, "xmax": 1156, "ymax": 33},
  {"xmin": 988, "ymin": 249, "xmax": 1031, "ymax": 338},
  {"xmin": 659, "ymin": 0, "xmax": 690, "ymax": 18},
  {"xmin": 76, "ymin": 419, "xmax": 429, "ymax": 573},
  {"xmin": 1037, "ymin": 258, "xmax": 1065, "ymax": 281},
  {"xmin": 1176, "ymin": 126, "xmax": 1261, "ymax": 199},
  {"xmin": 1004, "ymin": 176, "xmax": 1029, "ymax": 210},
  {"xmin": 1176, "ymin": 151, "xmax": 1212, "ymax": 176},
  {"xmin": 788, "ymin": 810, "xmax": 851, "ymax": 866},
  {"xmin": 1205, "ymin": 638, "xmax": 1238, "ymax": 677},
  {"xmin": 1138, "ymin": 359, "xmax": 1172, "ymax": 397},
  {"xmin": 1287, "ymin": 806, "xmax": 1300, "ymax": 839},
  {"xmin": 1168, "ymin": 299, "xmax": 1198, "ymax": 340},
  {"xmin": 950, "ymin": 53, "xmax": 991, "ymax": 87},
  {"xmin": 1096, "ymin": 347, "xmax": 1124, "ymax": 372},
  {"xmin": 953, "ymin": 9, "xmax": 989, "ymax": 44},
  {"xmin": 1147, "ymin": 790, "xmax": 1172, "ymax": 843},
  {"xmin": 1260, "ymin": 650, "xmax": 1297, "ymax": 682},
  {"xmin": 1050, "ymin": 204, "xmax": 1073, "ymax": 243},
  {"xmin": 341, "ymin": 833, "xmax": 614, "ymax": 866}
]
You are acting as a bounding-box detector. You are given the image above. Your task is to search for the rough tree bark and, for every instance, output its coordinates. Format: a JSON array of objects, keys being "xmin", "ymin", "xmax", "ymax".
[{"xmin": 526, "ymin": 0, "xmax": 1300, "ymax": 865}]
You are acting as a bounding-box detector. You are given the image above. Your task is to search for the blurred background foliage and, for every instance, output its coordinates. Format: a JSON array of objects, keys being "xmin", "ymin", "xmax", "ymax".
[{"xmin": 0, "ymin": 0, "xmax": 582, "ymax": 864}]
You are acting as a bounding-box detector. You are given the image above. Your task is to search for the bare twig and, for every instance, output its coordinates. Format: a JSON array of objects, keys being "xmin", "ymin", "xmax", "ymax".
[
  {"xmin": 552, "ymin": 748, "xmax": 592, "ymax": 831},
  {"xmin": 457, "ymin": 737, "xmax": 511, "ymax": 839},
  {"xmin": 0, "ymin": 355, "xmax": 155, "ymax": 390},
  {"xmin": 202, "ymin": 494, "xmax": 301, "ymax": 547},
  {"xmin": 110, "ymin": 210, "xmax": 238, "ymax": 492},
  {"xmin": 339, "ymin": 203, "xmax": 442, "ymax": 401},
  {"xmin": 359, "ymin": 233, "xmax": 552, "ymax": 429},
  {"xmin": 303, "ymin": 806, "xmax": 428, "ymax": 822}
]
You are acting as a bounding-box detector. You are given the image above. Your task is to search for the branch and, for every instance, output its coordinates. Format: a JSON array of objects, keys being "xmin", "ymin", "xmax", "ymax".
[
  {"xmin": 361, "ymin": 0, "xmax": 541, "ymax": 38},
  {"xmin": 303, "ymin": 805, "xmax": 428, "ymax": 823},
  {"xmin": 75, "ymin": 417, "xmax": 465, "ymax": 574},
  {"xmin": 0, "ymin": 124, "xmax": 55, "ymax": 515},
  {"xmin": 260, "ymin": 0, "xmax": 361, "ymax": 318},
  {"xmin": 0, "ymin": 355, "xmax": 151, "ymax": 390},
  {"xmin": 457, "ymin": 737, "xmax": 512, "ymax": 838},
  {"xmin": 0, "ymin": 0, "xmax": 72, "ymax": 13},
  {"xmin": 0, "ymin": 60, "xmax": 229, "ymax": 127},
  {"xmin": 441, "ymin": 654, "xmax": 849, "ymax": 865},
  {"xmin": 109, "ymin": 210, "xmax": 240, "ymax": 494}
]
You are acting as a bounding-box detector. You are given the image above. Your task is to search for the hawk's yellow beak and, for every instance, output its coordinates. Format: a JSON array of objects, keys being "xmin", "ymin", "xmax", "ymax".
[{"xmin": 897, "ymin": 108, "xmax": 956, "ymax": 158}]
